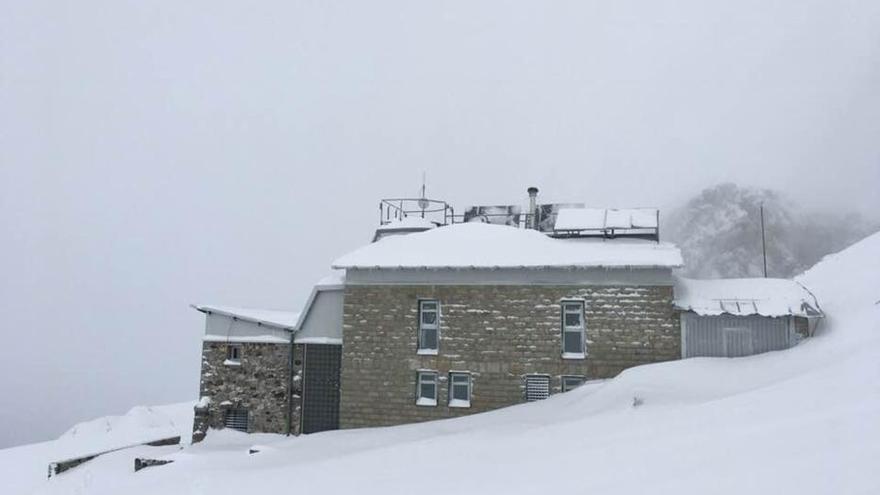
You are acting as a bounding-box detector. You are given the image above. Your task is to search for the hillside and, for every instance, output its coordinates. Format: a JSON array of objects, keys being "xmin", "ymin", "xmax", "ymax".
[
  {"xmin": 0, "ymin": 403, "xmax": 194, "ymax": 495},
  {"xmin": 5, "ymin": 232, "xmax": 879, "ymax": 495},
  {"xmin": 666, "ymin": 183, "xmax": 877, "ymax": 278}
]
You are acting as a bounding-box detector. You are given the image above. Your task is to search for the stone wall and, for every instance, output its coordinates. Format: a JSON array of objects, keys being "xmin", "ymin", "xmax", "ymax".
[
  {"xmin": 193, "ymin": 342, "xmax": 303, "ymax": 440},
  {"xmin": 339, "ymin": 284, "xmax": 679, "ymax": 429}
]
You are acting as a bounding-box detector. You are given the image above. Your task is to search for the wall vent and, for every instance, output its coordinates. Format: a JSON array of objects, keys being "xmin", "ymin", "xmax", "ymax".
[
  {"xmin": 224, "ymin": 409, "xmax": 248, "ymax": 432},
  {"xmin": 525, "ymin": 375, "xmax": 550, "ymax": 402}
]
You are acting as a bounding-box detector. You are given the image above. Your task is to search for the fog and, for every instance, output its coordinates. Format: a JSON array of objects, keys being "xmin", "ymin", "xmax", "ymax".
[{"xmin": 1, "ymin": 0, "xmax": 878, "ymax": 448}]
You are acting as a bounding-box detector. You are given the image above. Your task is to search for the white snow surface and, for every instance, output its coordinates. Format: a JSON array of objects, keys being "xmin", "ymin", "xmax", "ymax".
[
  {"xmin": 0, "ymin": 402, "xmax": 194, "ymax": 494},
  {"xmin": 203, "ymin": 334, "xmax": 290, "ymax": 344},
  {"xmin": 194, "ymin": 305, "xmax": 300, "ymax": 329},
  {"xmin": 673, "ymin": 276, "xmax": 822, "ymax": 317},
  {"xmin": 316, "ymin": 270, "xmax": 345, "ymax": 287},
  {"xmin": 6, "ymin": 232, "xmax": 880, "ymax": 495},
  {"xmin": 333, "ymin": 222, "xmax": 683, "ymax": 269}
]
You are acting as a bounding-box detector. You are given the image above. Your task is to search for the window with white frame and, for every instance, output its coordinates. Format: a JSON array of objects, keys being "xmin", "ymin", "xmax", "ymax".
[
  {"xmin": 448, "ymin": 372, "xmax": 471, "ymax": 408},
  {"xmin": 416, "ymin": 371, "xmax": 438, "ymax": 406},
  {"xmin": 561, "ymin": 301, "xmax": 585, "ymax": 357},
  {"xmin": 225, "ymin": 344, "xmax": 242, "ymax": 365},
  {"xmin": 562, "ymin": 375, "xmax": 585, "ymax": 392},
  {"xmin": 525, "ymin": 374, "xmax": 550, "ymax": 401},
  {"xmin": 418, "ymin": 300, "xmax": 439, "ymax": 354}
]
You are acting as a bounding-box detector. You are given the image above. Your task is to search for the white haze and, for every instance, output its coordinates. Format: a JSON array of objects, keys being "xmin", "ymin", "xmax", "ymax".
[{"xmin": 1, "ymin": 0, "xmax": 879, "ymax": 448}]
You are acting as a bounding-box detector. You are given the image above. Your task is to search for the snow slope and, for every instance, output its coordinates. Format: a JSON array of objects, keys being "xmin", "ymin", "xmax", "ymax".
[
  {"xmin": 0, "ymin": 402, "xmax": 194, "ymax": 495},
  {"xmin": 11, "ymin": 232, "xmax": 880, "ymax": 495}
]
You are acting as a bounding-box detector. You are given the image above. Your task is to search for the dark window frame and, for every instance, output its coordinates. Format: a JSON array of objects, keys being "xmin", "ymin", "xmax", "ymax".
[
  {"xmin": 561, "ymin": 375, "xmax": 586, "ymax": 392},
  {"xmin": 226, "ymin": 344, "xmax": 242, "ymax": 362}
]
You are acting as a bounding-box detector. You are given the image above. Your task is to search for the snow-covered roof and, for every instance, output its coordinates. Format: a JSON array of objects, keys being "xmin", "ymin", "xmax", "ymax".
[
  {"xmin": 315, "ymin": 270, "xmax": 345, "ymax": 288},
  {"xmin": 373, "ymin": 216, "xmax": 438, "ymax": 242},
  {"xmin": 333, "ymin": 222, "xmax": 683, "ymax": 269},
  {"xmin": 554, "ymin": 208, "xmax": 658, "ymax": 230},
  {"xmin": 193, "ymin": 305, "xmax": 301, "ymax": 330},
  {"xmin": 673, "ymin": 277, "xmax": 822, "ymax": 318},
  {"xmin": 380, "ymin": 216, "xmax": 437, "ymax": 230}
]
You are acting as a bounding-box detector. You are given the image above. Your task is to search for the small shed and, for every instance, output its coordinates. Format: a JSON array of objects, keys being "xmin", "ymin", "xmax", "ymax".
[{"xmin": 674, "ymin": 277, "xmax": 823, "ymax": 358}]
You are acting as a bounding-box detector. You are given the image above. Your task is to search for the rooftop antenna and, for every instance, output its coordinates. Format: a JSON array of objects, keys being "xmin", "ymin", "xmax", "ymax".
[
  {"xmin": 760, "ymin": 202, "xmax": 768, "ymax": 278},
  {"xmin": 417, "ymin": 172, "xmax": 429, "ymax": 217}
]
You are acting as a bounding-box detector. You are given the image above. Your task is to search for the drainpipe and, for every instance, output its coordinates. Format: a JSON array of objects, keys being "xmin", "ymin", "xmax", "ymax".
[
  {"xmin": 527, "ymin": 187, "xmax": 539, "ymax": 229},
  {"xmin": 286, "ymin": 328, "xmax": 298, "ymax": 436}
]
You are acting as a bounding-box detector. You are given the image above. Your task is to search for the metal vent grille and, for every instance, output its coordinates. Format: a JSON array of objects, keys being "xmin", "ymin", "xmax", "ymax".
[
  {"xmin": 224, "ymin": 409, "xmax": 248, "ymax": 432},
  {"xmin": 525, "ymin": 375, "xmax": 550, "ymax": 402}
]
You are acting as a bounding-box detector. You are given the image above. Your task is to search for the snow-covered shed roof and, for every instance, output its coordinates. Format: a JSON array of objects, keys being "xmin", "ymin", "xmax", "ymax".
[
  {"xmin": 673, "ymin": 277, "xmax": 823, "ymax": 318},
  {"xmin": 333, "ymin": 222, "xmax": 683, "ymax": 270},
  {"xmin": 193, "ymin": 305, "xmax": 301, "ymax": 330}
]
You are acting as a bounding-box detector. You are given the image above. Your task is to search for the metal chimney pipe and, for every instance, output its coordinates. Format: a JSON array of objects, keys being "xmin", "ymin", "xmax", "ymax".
[{"xmin": 527, "ymin": 187, "xmax": 539, "ymax": 229}]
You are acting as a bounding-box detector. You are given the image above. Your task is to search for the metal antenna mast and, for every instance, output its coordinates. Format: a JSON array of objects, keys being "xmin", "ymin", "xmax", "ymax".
[
  {"xmin": 418, "ymin": 172, "xmax": 429, "ymax": 218},
  {"xmin": 760, "ymin": 203, "xmax": 768, "ymax": 278}
]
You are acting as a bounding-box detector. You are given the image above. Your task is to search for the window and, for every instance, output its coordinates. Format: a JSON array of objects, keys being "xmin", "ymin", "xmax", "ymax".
[
  {"xmin": 448, "ymin": 372, "xmax": 471, "ymax": 408},
  {"xmin": 416, "ymin": 371, "xmax": 438, "ymax": 406},
  {"xmin": 562, "ymin": 375, "xmax": 585, "ymax": 392},
  {"xmin": 561, "ymin": 301, "xmax": 585, "ymax": 358},
  {"xmin": 224, "ymin": 408, "xmax": 248, "ymax": 432},
  {"xmin": 418, "ymin": 300, "xmax": 440, "ymax": 354},
  {"xmin": 525, "ymin": 375, "xmax": 550, "ymax": 401},
  {"xmin": 225, "ymin": 344, "xmax": 241, "ymax": 365}
]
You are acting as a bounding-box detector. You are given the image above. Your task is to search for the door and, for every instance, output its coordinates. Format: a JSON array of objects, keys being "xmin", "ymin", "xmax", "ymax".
[
  {"xmin": 301, "ymin": 344, "xmax": 342, "ymax": 434},
  {"xmin": 723, "ymin": 327, "xmax": 754, "ymax": 357}
]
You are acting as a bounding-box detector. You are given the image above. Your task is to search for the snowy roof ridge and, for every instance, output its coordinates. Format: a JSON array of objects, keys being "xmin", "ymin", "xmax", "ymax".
[
  {"xmin": 673, "ymin": 277, "xmax": 822, "ymax": 318},
  {"xmin": 332, "ymin": 223, "xmax": 683, "ymax": 270},
  {"xmin": 192, "ymin": 305, "xmax": 301, "ymax": 330}
]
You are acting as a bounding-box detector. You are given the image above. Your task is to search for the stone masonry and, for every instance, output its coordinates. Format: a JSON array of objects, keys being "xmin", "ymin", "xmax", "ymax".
[
  {"xmin": 339, "ymin": 284, "xmax": 680, "ymax": 429},
  {"xmin": 193, "ymin": 342, "xmax": 303, "ymax": 440}
]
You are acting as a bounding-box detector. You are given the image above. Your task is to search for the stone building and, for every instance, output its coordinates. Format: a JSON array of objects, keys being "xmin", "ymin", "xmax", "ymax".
[
  {"xmin": 330, "ymin": 222, "xmax": 683, "ymax": 428},
  {"xmin": 192, "ymin": 273, "xmax": 343, "ymax": 440},
  {"xmin": 191, "ymin": 188, "xmax": 822, "ymax": 438}
]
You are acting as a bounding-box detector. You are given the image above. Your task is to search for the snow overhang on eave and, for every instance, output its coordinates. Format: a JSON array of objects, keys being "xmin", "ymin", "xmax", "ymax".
[
  {"xmin": 673, "ymin": 303, "xmax": 824, "ymax": 319},
  {"xmin": 331, "ymin": 264, "xmax": 682, "ymax": 271},
  {"xmin": 191, "ymin": 304, "xmax": 298, "ymax": 331}
]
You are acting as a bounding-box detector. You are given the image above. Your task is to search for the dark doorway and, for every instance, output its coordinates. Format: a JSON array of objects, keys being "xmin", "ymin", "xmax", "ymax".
[{"xmin": 301, "ymin": 344, "xmax": 341, "ymax": 434}]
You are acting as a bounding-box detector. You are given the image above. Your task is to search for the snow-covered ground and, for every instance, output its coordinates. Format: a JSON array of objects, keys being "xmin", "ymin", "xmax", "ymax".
[
  {"xmin": 4, "ymin": 232, "xmax": 879, "ymax": 495},
  {"xmin": 0, "ymin": 402, "xmax": 194, "ymax": 495}
]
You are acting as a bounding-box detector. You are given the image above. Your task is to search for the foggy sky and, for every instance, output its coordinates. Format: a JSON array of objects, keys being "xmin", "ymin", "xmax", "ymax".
[{"xmin": 1, "ymin": 0, "xmax": 879, "ymax": 448}]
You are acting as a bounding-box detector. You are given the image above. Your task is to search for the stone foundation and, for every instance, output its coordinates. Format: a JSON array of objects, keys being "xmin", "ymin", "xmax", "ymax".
[{"xmin": 193, "ymin": 342, "xmax": 303, "ymax": 439}]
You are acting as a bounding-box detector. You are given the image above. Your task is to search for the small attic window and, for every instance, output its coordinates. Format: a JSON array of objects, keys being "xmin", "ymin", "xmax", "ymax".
[{"xmin": 225, "ymin": 344, "xmax": 241, "ymax": 365}]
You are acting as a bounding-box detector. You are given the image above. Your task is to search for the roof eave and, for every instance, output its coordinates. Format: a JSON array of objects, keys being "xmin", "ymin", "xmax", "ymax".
[{"xmin": 191, "ymin": 304, "xmax": 298, "ymax": 331}]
